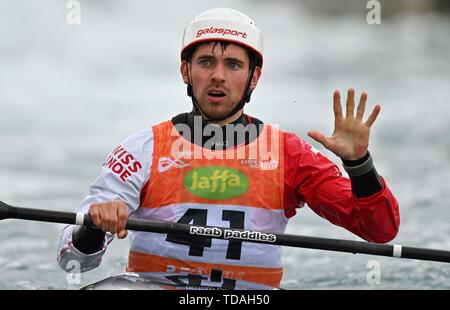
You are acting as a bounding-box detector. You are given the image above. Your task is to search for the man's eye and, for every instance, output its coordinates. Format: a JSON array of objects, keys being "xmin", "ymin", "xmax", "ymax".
[
  {"xmin": 228, "ymin": 62, "xmax": 241, "ymax": 70},
  {"xmin": 199, "ymin": 59, "xmax": 211, "ymax": 66}
]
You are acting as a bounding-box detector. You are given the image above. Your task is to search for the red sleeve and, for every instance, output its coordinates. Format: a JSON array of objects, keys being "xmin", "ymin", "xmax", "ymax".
[{"xmin": 283, "ymin": 132, "xmax": 400, "ymax": 243}]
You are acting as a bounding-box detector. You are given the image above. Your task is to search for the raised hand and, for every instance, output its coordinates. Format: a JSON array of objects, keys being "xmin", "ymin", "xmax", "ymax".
[{"xmin": 307, "ymin": 88, "xmax": 381, "ymax": 161}]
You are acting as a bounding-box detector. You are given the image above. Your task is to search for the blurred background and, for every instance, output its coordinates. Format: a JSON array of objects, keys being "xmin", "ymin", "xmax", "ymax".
[{"xmin": 0, "ymin": 0, "xmax": 449, "ymax": 289}]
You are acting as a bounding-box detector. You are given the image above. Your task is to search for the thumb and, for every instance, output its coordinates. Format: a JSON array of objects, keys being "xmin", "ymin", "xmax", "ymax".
[
  {"xmin": 307, "ymin": 131, "xmax": 329, "ymax": 147},
  {"xmin": 117, "ymin": 230, "xmax": 128, "ymax": 239}
]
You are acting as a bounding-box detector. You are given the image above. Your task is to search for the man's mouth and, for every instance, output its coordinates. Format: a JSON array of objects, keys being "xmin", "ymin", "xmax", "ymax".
[
  {"xmin": 207, "ymin": 90, "xmax": 226, "ymax": 98},
  {"xmin": 207, "ymin": 89, "xmax": 227, "ymax": 103}
]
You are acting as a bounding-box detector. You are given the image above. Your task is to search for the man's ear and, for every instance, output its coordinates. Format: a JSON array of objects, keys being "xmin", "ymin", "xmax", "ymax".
[
  {"xmin": 249, "ymin": 66, "xmax": 262, "ymax": 91},
  {"xmin": 180, "ymin": 60, "xmax": 190, "ymax": 85}
]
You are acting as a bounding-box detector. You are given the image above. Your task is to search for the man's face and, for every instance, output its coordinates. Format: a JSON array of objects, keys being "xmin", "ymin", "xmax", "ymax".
[{"xmin": 181, "ymin": 42, "xmax": 261, "ymax": 121}]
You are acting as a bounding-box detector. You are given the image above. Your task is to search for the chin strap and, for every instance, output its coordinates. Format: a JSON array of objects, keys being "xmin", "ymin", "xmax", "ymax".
[{"xmin": 187, "ymin": 64, "xmax": 257, "ymax": 122}]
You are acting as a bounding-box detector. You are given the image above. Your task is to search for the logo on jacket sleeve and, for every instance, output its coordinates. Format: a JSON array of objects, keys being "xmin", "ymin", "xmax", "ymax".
[
  {"xmin": 184, "ymin": 166, "xmax": 249, "ymax": 200},
  {"xmin": 105, "ymin": 145, "xmax": 142, "ymax": 182}
]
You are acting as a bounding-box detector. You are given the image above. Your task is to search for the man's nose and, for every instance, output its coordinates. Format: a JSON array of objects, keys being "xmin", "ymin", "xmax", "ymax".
[{"xmin": 211, "ymin": 62, "xmax": 226, "ymax": 83}]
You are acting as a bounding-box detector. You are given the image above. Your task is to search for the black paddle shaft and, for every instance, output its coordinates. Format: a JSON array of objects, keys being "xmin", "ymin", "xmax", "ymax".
[{"xmin": 2, "ymin": 201, "xmax": 450, "ymax": 263}]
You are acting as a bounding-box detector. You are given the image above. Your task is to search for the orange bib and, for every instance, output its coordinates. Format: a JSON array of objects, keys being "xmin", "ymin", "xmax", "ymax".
[{"xmin": 127, "ymin": 120, "xmax": 287, "ymax": 287}]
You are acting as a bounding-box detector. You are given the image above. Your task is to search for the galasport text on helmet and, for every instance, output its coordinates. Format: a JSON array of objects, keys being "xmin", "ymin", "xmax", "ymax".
[{"xmin": 181, "ymin": 8, "xmax": 263, "ymax": 68}]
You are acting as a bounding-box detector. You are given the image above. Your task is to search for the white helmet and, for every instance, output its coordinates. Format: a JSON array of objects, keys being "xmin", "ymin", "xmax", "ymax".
[{"xmin": 181, "ymin": 8, "xmax": 263, "ymax": 68}]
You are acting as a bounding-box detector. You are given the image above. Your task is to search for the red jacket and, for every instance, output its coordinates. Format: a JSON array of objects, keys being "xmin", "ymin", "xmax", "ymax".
[{"xmin": 283, "ymin": 133, "xmax": 400, "ymax": 243}]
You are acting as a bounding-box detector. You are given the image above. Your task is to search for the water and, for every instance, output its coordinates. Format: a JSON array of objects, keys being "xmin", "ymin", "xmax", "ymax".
[{"xmin": 1, "ymin": 0, "xmax": 449, "ymax": 289}]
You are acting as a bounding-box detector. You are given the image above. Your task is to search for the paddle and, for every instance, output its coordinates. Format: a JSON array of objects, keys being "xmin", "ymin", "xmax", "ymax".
[{"xmin": 1, "ymin": 200, "xmax": 450, "ymax": 263}]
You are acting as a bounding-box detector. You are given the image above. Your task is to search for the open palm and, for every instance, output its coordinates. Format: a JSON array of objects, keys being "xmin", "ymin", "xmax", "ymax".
[{"xmin": 308, "ymin": 88, "xmax": 380, "ymax": 161}]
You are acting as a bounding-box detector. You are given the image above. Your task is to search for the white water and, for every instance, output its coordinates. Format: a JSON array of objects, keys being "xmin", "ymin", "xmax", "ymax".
[{"xmin": 1, "ymin": 0, "xmax": 449, "ymax": 289}]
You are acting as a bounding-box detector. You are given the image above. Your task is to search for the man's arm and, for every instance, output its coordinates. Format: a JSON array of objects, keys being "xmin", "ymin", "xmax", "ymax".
[
  {"xmin": 289, "ymin": 88, "xmax": 399, "ymax": 242},
  {"xmin": 284, "ymin": 134, "xmax": 400, "ymax": 243},
  {"xmin": 57, "ymin": 128, "xmax": 153, "ymax": 272}
]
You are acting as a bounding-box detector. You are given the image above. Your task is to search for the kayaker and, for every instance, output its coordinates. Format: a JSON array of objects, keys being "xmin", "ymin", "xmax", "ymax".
[{"xmin": 57, "ymin": 8, "xmax": 400, "ymax": 288}]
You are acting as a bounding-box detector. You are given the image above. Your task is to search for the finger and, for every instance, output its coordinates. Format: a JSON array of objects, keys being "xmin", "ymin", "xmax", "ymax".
[
  {"xmin": 118, "ymin": 230, "xmax": 128, "ymax": 239},
  {"xmin": 89, "ymin": 204, "xmax": 101, "ymax": 229},
  {"xmin": 333, "ymin": 90, "xmax": 343, "ymax": 121},
  {"xmin": 346, "ymin": 88, "xmax": 355, "ymax": 118},
  {"xmin": 99, "ymin": 205, "xmax": 110, "ymax": 232},
  {"xmin": 117, "ymin": 201, "xmax": 128, "ymax": 236},
  {"xmin": 356, "ymin": 92, "xmax": 368, "ymax": 121},
  {"xmin": 108, "ymin": 202, "xmax": 119, "ymax": 234},
  {"xmin": 365, "ymin": 104, "xmax": 381, "ymax": 127},
  {"xmin": 307, "ymin": 131, "xmax": 330, "ymax": 148}
]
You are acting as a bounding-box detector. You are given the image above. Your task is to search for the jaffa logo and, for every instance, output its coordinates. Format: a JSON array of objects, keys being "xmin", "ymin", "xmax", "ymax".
[{"xmin": 184, "ymin": 166, "xmax": 249, "ymax": 200}]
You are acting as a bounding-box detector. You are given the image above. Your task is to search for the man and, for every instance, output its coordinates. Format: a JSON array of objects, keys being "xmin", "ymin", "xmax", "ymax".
[{"xmin": 58, "ymin": 8, "xmax": 399, "ymax": 289}]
